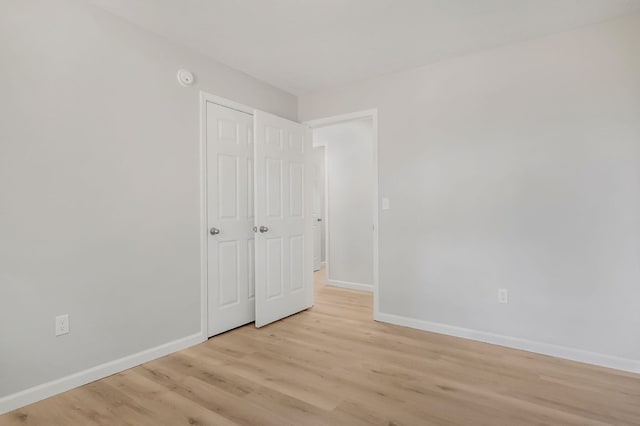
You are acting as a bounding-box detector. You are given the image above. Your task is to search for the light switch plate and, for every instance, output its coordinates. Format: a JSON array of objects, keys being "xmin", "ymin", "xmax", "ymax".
[{"xmin": 382, "ymin": 198, "xmax": 390, "ymax": 210}]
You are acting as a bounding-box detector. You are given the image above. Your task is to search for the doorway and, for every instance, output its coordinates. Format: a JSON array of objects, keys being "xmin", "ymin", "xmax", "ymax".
[
  {"xmin": 311, "ymin": 146, "xmax": 326, "ymax": 272},
  {"xmin": 306, "ymin": 110, "xmax": 380, "ymax": 317}
]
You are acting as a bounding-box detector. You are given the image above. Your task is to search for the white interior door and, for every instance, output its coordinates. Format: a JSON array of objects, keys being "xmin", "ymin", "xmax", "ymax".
[
  {"xmin": 254, "ymin": 110, "xmax": 313, "ymax": 328},
  {"xmin": 207, "ymin": 102, "xmax": 255, "ymax": 337}
]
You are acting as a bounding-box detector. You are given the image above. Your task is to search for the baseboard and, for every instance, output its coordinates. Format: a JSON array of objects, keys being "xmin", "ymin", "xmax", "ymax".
[
  {"xmin": 376, "ymin": 312, "xmax": 640, "ymax": 374},
  {"xmin": 0, "ymin": 332, "xmax": 204, "ymax": 415},
  {"xmin": 327, "ymin": 279, "xmax": 373, "ymax": 292}
]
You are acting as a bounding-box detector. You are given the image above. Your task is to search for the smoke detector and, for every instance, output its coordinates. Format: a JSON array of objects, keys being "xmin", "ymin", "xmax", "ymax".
[{"xmin": 177, "ymin": 69, "xmax": 195, "ymax": 87}]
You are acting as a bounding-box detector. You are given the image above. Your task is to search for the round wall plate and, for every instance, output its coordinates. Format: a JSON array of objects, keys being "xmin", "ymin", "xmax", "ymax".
[{"xmin": 177, "ymin": 69, "xmax": 195, "ymax": 87}]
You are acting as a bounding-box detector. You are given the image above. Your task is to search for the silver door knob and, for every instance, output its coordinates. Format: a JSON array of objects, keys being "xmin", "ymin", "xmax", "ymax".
[
  {"xmin": 259, "ymin": 226, "xmax": 269, "ymax": 233},
  {"xmin": 210, "ymin": 227, "xmax": 220, "ymax": 235}
]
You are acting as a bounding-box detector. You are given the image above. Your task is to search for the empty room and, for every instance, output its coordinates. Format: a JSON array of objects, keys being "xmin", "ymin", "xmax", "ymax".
[{"xmin": 1, "ymin": 1, "xmax": 640, "ymax": 425}]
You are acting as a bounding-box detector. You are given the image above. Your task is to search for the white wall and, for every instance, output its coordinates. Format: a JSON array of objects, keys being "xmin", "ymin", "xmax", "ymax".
[
  {"xmin": 0, "ymin": 0, "xmax": 296, "ymax": 407},
  {"xmin": 314, "ymin": 120, "xmax": 374, "ymax": 289},
  {"xmin": 300, "ymin": 13, "xmax": 640, "ymax": 369}
]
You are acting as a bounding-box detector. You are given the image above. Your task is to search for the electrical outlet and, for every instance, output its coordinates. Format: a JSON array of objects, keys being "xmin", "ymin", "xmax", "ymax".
[
  {"xmin": 55, "ymin": 314, "xmax": 69, "ymax": 336},
  {"xmin": 382, "ymin": 198, "xmax": 391, "ymax": 210},
  {"xmin": 498, "ymin": 288, "xmax": 508, "ymax": 304}
]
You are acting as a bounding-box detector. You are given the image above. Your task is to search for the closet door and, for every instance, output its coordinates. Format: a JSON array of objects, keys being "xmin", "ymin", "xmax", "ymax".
[
  {"xmin": 254, "ymin": 111, "xmax": 313, "ymax": 327},
  {"xmin": 206, "ymin": 102, "xmax": 255, "ymax": 336}
]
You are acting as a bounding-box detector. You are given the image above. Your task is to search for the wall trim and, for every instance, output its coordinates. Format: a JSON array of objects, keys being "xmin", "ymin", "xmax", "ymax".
[
  {"xmin": 376, "ymin": 312, "xmax": 640, "ymax": 374},
  {"xmin": 0, "ymin": 333, "xmax": 203, "ymax": 415},
  {"xmin": 327, "ymin": 279, "xmax": 374, "ymax": 293}
]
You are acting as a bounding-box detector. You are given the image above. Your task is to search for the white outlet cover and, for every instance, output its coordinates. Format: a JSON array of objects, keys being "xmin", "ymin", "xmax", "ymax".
[
  {"xmin": 55, "ymin": 314, "xmax": 69, "ymax": 336},
  {"xmin": 498, "ymin": 288, "xmax": 508, "ymax": 304},
  {"xmin": 382, "ymin": 198, "xmax": 390, "ymax": 210}
]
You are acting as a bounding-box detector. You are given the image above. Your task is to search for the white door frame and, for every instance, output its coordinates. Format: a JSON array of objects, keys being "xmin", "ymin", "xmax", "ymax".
[
  {"xmin": 199, "ymin": 91, "xmax": 255, "ymax": 341},
  {"xmin": 304, "ymin": 109, "xmax": 380, "ymax": 320}
]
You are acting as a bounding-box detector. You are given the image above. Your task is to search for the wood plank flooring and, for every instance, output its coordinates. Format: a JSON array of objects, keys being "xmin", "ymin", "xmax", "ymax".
[{"xmin": 2, "ymin": 268, "xmax": 640, "ymax": 425}]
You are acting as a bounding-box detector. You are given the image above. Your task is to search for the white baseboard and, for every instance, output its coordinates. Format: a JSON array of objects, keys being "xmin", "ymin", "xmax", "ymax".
[
  {"xmin": 376, "ymin": 312, "xmax": 640, "ymax": 374},
  {"xmin": 327, "ymin": 279, "xmax": 373, "ymax": 292},
  {"xmin": 0, "ymin": 332, "xmax": 204, "ymax": 415}
]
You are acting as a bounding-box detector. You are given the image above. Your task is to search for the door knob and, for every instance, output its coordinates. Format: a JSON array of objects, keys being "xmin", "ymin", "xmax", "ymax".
[
  {"xmin": 259, "ymin": 226, "xmax": 269, "ymax": 233},
  {"xmin": 210, "ymin": 227, "xmax": 220, "ymax": 235}
]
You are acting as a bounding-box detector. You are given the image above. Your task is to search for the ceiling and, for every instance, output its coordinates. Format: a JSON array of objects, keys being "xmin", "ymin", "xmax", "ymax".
[{"xmin": 89, "ymin": 0, "xmax": 640, "ymax": 95}]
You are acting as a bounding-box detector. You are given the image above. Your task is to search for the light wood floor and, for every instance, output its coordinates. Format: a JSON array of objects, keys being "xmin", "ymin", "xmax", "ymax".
[{"xmin": 3, "ymin": 269, "xmax": 640, "ymax": 426}]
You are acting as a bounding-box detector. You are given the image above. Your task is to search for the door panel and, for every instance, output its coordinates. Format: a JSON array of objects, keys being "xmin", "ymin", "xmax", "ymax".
[
  {"xmin": 266, "ymin": 158, "xmax": 283, "ymax": 217},
  {"xmin": 254, "ymin": 111, "xmax": 313, "ymax": 328},
  {"xmin": 207, "ymin": 102, "xmax": 255, "ymax": 337},
  {"xmin": 290, "ymin": 235, "xmax": 304, "ymax": 290},
  {"xmin": 290, "ymin": 163, "xmax": 304, "ymax": 217},
  {"xmin": 266, "ymin": 237, "xmax": 283, "ymax": 299},
  {"xmin": 248, "ymin": 238, "xmax": 255, "ymax": 298},
  {"xmin": 218, "ymin": 241, "xmax": 239, "ymax": 306}
]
